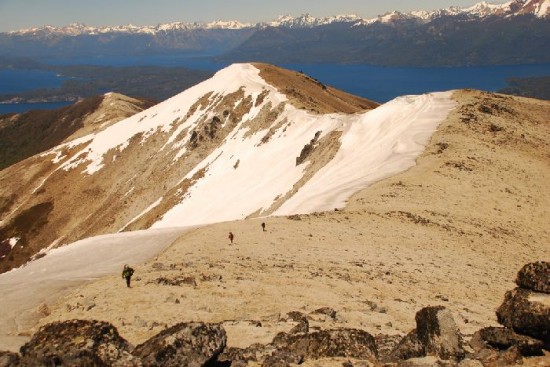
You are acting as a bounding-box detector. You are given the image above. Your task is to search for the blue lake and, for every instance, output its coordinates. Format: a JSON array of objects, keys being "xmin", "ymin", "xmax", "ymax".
[
  {"xmin": 0, "ymin": 102, "xmax": 73, "ymax": 115},
  {"xmin": 1, "ymin": 58, "xmax": 549, "ymax": 114},
  {"xmin": 0, "ymin": 69, "xmax": 66, "ymax": 94},
  {"xmin": 280, "ymin": 63, "xmax": 550, "ymax": 103}
]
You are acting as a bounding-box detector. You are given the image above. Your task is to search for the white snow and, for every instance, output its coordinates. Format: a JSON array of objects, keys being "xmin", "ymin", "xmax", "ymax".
[
  {"xmin": 41, "ymin": 62, "xmax": 454, "ymax": 227},
  {"xmin": 43, "ymin": 63, "xmax": 284, "ymax": 175},
  {"xmin": 8, "ymin": 238, "xmax": 19, "ymax": 248},
  {"xmin": 275, "ymin": 92, "xmax": 455, "ymax": 215},
  {"xmin": 9, "ymin": 1, "xmax": 547, "ymax": 38},
  {"xmin": 0, "ymin": 228, "xmax": 188, "ymax": 349},
  {"xmin": 151, "ymin": 88, "xmax": 455, "ymax": 227},
  {"xmin": 536, "ymin": 0, "xmax": 550, "ymax": 17}
]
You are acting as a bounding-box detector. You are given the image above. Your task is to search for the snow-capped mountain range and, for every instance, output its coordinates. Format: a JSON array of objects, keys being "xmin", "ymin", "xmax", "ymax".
[
  {"xmin": 7, "ymin": 0, "xmax": 549, "ymax": 35},
  {"xmin": 0, "ymin": 63, "xmax": 456, "ymax": 274}
]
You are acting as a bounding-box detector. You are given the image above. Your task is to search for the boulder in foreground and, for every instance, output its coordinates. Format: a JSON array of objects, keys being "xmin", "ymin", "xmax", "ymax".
[
  {"xmin": 515, "ymin": 261, "xmax": 550, "ymax": 294},
  {"xmin": 18, "ymin": 319, "xmax": 137, "ymax": 366},
  {"xmin": 132, "ymin": 322, "xmax": 226, "ymax": 367}
]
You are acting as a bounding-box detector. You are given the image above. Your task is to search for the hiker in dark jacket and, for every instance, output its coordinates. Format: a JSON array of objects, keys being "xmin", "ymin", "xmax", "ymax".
[
  {"xmin": 228, "ymin": 232, "xmax": 234, "ymax": 244},
  {"xmin": 122, "ymin": 264, "xmax": 134, "ymax": 288}
]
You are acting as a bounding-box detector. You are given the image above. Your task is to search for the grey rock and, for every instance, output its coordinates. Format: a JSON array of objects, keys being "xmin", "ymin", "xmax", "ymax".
[
  {"xmin": 18, "ymin": 319, "xmax": 138, "ymax": 367},
  {"xmin": 271, "ymin": 328, "xmax": 378, "ymax": 363},
  {"xmin": 262, "ymin": 349, "xmax": 302, "ymax": 367},
  {"xmin": 470, "ymin": 326, "xmax": 544, "ymax": 356},
  {"xmin": 311, "ymin": 307, "xmax": 337, "ymax": 319},
  {"xmin": 0, "ymin": 351, "xmax": 20, "ymax": 367},
  {"xmin": 389, "ymin": 329, "xmax": 425, "ymax": 362},
  {"xmin": 289, "ymin": 319, "xmax": 309, "ymax": 334},
  {"xmin": 218, "ymin": 343, "xmax": 274, "ymax": 364},
  {"xmin": 516, "ymin": 261, "xmax": 550, "ymax": 294},
  {"xmin": 282, "ymin": 311, "xmax": 307, "ymax": 323},
  {"xmin": 375, "ymin": 333, "xmax": 403, "ymax": 362},
  {"xmin": 133, "ymin": 322, "xmax": 226, "ymax": 367},
  {"xmin": 496, "ymin": 287, "xmax": 550, "ymax": 345},
  {"xmin": 415, "ymin": 306, "xmax": 465, "ymax": 361},
  {"xmin": 471, "ymin": 345, "xmax": 522, "ymax": 367}
]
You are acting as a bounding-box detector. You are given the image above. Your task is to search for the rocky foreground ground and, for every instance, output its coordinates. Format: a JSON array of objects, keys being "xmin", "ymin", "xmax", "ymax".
[
  {"xmin": 0, "ymin": 261, "xmax": 548, "ymax": 366},
  {"xmin": 1, "ymin": 89, "xmax": 549, "ymax": 366}
]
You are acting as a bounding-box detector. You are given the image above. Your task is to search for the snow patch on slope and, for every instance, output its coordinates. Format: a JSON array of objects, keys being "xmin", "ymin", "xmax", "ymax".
[
  {"xmin": 275, "ymin": 92, "xmax": 455, "ymax": 215},
  {"xmin": 44, "ymin": 64, "xmax": 285, "ymax": 175},
  {"xmin": 151, "ymin": 90, "xmax": 455, "ymax": 227},
  {"xmin": 536, "ymin": 0, "xmax": 550, "ymax": 16}
]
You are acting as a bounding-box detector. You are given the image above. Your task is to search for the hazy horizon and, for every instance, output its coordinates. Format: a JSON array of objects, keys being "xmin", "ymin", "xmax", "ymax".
[{"xmin": 0, "ymin": 0, "xmax": 507, "ymax": 32}]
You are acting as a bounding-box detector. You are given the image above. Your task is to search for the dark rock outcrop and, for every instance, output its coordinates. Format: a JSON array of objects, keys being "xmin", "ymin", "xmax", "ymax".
[
  {"xmin": 389, "ymin": 329, "xmax": 425, "ymax": 361},
  {"xmin": 470, "ymin": 345, "xmax": 522, "ymax": 367},
  {"xmin": 470, "ymin": 327, "xmax": 544, "ymax": 356},
  {"xmin": 311, "ymin": 307, "xmax": 337, "ymax": 319},
  {"xmin": 270, "ymin": 328, "xmax": 378, "ymax": 363},
  {"xmin": 288, "ymin": 320, "xmax": 309, "ymax": 334},
  {"xmin": 389, "ymin": 306, "xmax": 465, "ymax": 363},
  {"xmin": 515, "ymin": 261, "xmax": 550, "ymax": 294},
  {"xmin": 282, "ymin": 311, "xmax": 309, "ymax": 334},
  {"xmin": 496, "ymin": 288, "xmax": 550, "ymax": 344},
  {"xmin": 218, "ymin": 343, "xmax": 274, "ymax": 366},
  {"xmin": 415, "ymin": 306, "xmax": 465, "ymax": 361},
  {"xmin": 0, "ymin": 351, "xmax": 20, "ymax": 367},
  {"xmin": 375, "ymin": 333, "xmax": 403, "ymax": 363},
  {"xmin": 18, "ymin": 319, "xmax": 137, "ymax": 367},
  {"xmin": 132, "ymin": 322, "xmax": 226, "ymax": 367}
]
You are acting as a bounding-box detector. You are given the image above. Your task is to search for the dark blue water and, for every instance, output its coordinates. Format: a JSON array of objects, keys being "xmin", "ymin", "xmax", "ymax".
[
  {"xmin": 0, "ymin": 102, "xmax": 73, "ymax": 115},
  {"xmin": 52, "ymin": 56, "xmax": 548, "ymax": 103},
  {"xmin": 280, "ymin": 64, "xmax": 550, "ymax": 103},
  {"xmin": 0, "ymin": 69, "xmax": 72, "ymax": 114},
  {"xmin": 1, "ymin": 59, "xmax": 549, "ymax": 114},
  {"xmin": 47, "ymin": 54, "xmax": 227, "ymax": 70},
  {"xmin": 0, "ymin": 69, "xmax": 66, "ymax": 94}
]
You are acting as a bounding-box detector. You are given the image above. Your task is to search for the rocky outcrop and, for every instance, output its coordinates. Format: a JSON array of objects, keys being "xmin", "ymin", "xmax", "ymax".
[
  {"xmin": 389, "ymin": 306, "xmax": 464, "ymax": 363},
  {"xmin": 18, "ymin": 319, "xmax": 137, "ymax": 366},
  {"xmin": 4, "ymin": 262, "xmax": 549, "ymax": 366},
  {"xmin": 470, "ymin": 327, "xmax": 544, "ymax": 356},
  {"xmin": 389, "ymin": 329, "xmax": 425, "ymax": 361},
  {"xmin": 496, "ymin": 261, "xmax": 550, "ymax": 346},
  {"xmin": 496, "ymin": 289, "xmax": 549, "ymax": 343},
  {"xmin": 0, "ymin": 351, "xmax": 20, "ymax": 367},
  {"xmin": 218, "ymin": 343, "xmax": 274, "ymax": 366},
  {"xmin": 132, "ymin": 322, "xmax": 226, "ymax": 367},
  {"xmin": 281, "ymin": 311, "xmax": 309, "ymax": 334},
  {"xmin": 515, "ymin": 261, "xmax": 550, "ymax": 293},
  {"xmin": 269, "ymin": 328, "xmax": 378, "ymax": 364},
  {"xmin": 415, "ymin": 306, "xmax": 465, "ymax": 361}
]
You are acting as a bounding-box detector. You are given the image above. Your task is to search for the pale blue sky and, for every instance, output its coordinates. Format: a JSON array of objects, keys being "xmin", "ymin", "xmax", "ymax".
[{"xmin": 0, "ymin": 0, "xmax": 500, "ymax": 32}]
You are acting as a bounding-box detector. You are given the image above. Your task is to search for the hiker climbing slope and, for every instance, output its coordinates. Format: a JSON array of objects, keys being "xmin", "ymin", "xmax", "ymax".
[{"xmin": 122, "ymin": 264, "xmax": 134, "ymax": 288}]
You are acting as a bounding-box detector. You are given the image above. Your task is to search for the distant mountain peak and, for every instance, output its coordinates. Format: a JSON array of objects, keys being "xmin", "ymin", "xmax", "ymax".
[{"xmin": 6, "ymin": 0, "xmax": 548, "ymax": 35}]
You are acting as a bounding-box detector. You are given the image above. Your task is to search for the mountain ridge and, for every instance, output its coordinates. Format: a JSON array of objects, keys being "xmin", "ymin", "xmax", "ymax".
[
  {"xmin": 1, "ymin": 88, "xmax": 546, "ymax": 363},
  {"xmin": 0, "ymin": 63, "xmax": 382, "ymax": 273},
  {"xmin": 0, "ymin": 92, "xmax": 155, "ymax": 170},
  {"xmin": 6, "ymin": 0, "xmax": 549, "ymax": 35},
  {"xmin": 2, "ymin": 1, "xmax": 547, "ymax": 67}
]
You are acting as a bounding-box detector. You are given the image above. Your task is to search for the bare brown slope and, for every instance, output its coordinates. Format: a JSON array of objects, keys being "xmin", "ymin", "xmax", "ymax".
[
  {"xmin": 254, "ymin": 62, "xmax": 379, "ymax": 113},
  {"xmin": 39, "ymin": 89, "xmax": 549, "ymax": 357},
  {"xmin": 0, "ymin": 94, "xmax": 155, "ymax": 170}
]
